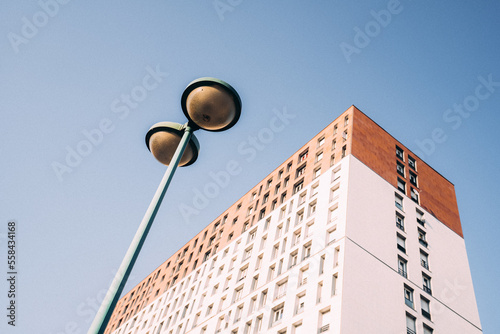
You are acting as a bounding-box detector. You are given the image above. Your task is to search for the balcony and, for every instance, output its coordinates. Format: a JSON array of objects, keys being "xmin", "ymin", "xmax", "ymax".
[
  {"xmin": 318, "ymin": 324, "xmax": 330, "ymax": 333},
  {"xmin": 419, "ymin": 239, "xmax": 428, "ymax": 248},
  {"xmin": 405, "ymin": 298, "xmax": 413, "ymax": 308}
]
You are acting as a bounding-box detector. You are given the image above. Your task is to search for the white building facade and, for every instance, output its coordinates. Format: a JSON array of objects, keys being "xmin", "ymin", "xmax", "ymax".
[{"xmin": 106, "ymin": 107, "xmax": 482, "ymax": 334}]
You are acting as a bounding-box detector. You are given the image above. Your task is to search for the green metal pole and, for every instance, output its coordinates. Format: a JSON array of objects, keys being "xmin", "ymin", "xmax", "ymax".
[{"xmin": 88, "ymin": 125, "xmax": 194, "ymax": 334}]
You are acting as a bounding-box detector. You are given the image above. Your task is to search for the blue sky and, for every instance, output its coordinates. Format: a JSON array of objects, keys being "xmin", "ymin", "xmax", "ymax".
[{"xmin": 1, "ymin": 1, "xmax": 499, "ymax": 333}]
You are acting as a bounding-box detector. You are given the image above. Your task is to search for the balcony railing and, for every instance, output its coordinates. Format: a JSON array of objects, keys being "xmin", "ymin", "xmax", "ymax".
[
  {"xmin": 421, "ymin": 259, "xmax": 429, "ymax": 270},
  {"xmin": 405, "ymin": 298, "xmax": 414, "ymax": 308},
  {"xmin": 318, "ymin": 324, "xmax": 330, "ymax": 333},
  {"xmin": 423, "ymin": 286, "xmax": 432, "ymax": 295},
  {"xmin": 398, "ymin": 268, "xmax": 407, "ymax": 278},
  {"xmin": 419, "ymin": 239, "xmax": 428, "ymax": 248},
  {"xmin": 396, "ymin": 222, "xmax": 404, "ymax": 231},
  {"xmin": 407, "ymin": 328, "xmax": 416, "ymax": 334}
]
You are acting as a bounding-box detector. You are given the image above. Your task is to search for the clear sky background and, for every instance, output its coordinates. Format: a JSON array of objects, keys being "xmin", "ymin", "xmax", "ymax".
[{"xmin": 1, "ymin": 1, "xmax": 499, "ymax": 333}]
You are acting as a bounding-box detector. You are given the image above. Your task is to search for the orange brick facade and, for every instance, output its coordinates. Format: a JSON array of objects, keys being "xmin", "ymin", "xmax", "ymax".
[
  {"xmin": 350, "ymin": 106, "xmax": 462, "ymax": 237},
  {"xmin": 105, "ymin": 105, "xmax": 462, "ymax": 333}
]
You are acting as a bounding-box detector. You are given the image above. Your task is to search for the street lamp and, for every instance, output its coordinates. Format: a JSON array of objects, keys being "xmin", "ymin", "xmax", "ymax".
[{"xmin": 88, "ymin": 78, "xmax": 241, "ymax": 334}]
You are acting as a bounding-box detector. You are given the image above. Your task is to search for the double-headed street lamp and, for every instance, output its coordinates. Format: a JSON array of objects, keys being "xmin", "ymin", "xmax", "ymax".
[{"xmin": 88, "ymin": 78, "xmax": 241, "ymax": 334}]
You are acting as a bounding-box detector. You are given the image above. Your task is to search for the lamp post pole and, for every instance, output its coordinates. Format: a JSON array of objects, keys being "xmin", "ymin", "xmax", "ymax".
[
  {"xmin": 87, "ymin": 125, "xmax": 193, "ymax": 334},
  {"xmin": 87, "ymin": 77, "xmax": 241, "ymax": 334}
]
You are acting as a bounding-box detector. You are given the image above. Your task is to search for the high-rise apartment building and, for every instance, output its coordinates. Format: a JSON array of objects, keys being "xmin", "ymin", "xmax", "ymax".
[{"xmin": 104, "ymin": 106, "xmax": 482, "ymax": 334}]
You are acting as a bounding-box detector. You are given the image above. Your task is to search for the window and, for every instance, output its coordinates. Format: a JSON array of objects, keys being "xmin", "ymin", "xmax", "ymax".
[
  {"xmin": 342, "ymin": 130, "xmax": 348, "ymax": 141},
  {"xmin": 275, "ymin": 183, "xmax": 281, "ymax": 195},
  {"xmin": 305, "ymin": 221, "xmax": 314, "ymax": 237},
  {"xmin": 333, "ymin": 124, "xmax": 338, "ymax": 135},
  {"xmin": 411, "ymin": 188, "xmax": 419, "ymax": 203},
  {"xmin": 397, "ymin": 178, "xmax": 406, "ymax": 193},
  {"xmin": 328, "ymin": 205, "xmax": 338, "ymax": 224},
  {"xmin": 406, "ymin": 313, "xmax": 416, "ymax": 334},
  {"xmin": 271, "ymin": 199, "xmax": 278, "ymax": 210},
  {"xmin": 423, "ymin": 274, "xmax": 432, "ymax": 295},
  {"xmin": 313, "ymin": 167, "xmax": 321, "ymax": 179},
  {"xmin": 395, "ymin": 193, "xmax": 404, "ymax": 210},
  {"xmin": 316, "ymin": 151, "xmax": 323, "ymax": 162},
  {"xmin": 263, "ymin": 192, "xmax": 269, "ymax": 204},
  {"xmin": 293, "ymin": 180, "xmax": 304, "ymax": 194},
  {"xmin": 272, "ymin": 243, "xmax": 280, "ymax": 259},
  {"xmin": 344, "ymin": 115, "xmax": 349, "ymax": 126},
  {"xmin": 421, "ymin": 296, "xmax": 431, "ymax": 320},
  {"xmin": 311, "ymin": 184, "xmax": 319, "ymax": 197},
  {"xmin": 341, "ymin": 145, "xmax": 347, "ymax": 158},
  {"xmin": 326, "ymin": 227, "xmax": 336, "ymax": 246},
  {"xmin": 296, "ymin": 294, "xmax": 305, "ymax": 314},
  {"xmin": 268, "ymin": 265, "xmax": 276, "ymax": 282},
  {"xmin": 397, "ymin": 234, "xmax": 406, "ymax": 253},
  {"xmin": 416, "ymin": 209, "xmax": 425, "ymax": 226},
  {"xmin": 330, "ymin": 186, "xmax": 340, "ymax": 202},
  {"xmin": 276, "ymin": 223, "xmax": 283, "ymax": 239},
  {"xmin": 255, "ymin": 254, "xmax": 263, "ymax": 269},
  {"xmin": 239, "ymin": 266, "xmax": 248, "ymax": 281},
  {"xmin": 409, "ymin": 171, "xmax": 418, "ymax": 186},
  {"xmin": 284, "ymin": 176, "xmax": 289, "ymax": 187},
  {"xmin": 408, "ymin": 155, "xmax": 416, "ymax": 170},
  {"xmin": 308, "ymin": 200, "xmax": 317, "ymax": 217},
  {"xmin": 331, "ymin": 274, "xmax": 338, "ymax": 296},
  {"xmin": 296, "ymin": 210, "xmax": 304, "ymax": 226},
  {"xmin": 418, "ymin": 228, "xmax": 428, "ymax": 248},
  {"xmin": 398, "ymin": 257, "xmax": 407, "ymax": 278},
  {"xmin": 420, "ymin": 250, "xmax": 429, "ymax": 270},
  {"xmin": 318, "ymin": 136, "xmax": 325, "ymax": 147},
  {"xmin": 233, "ymin": 286, "xmax": 244, "ymax": 303},
  {"xmin": 267, "ymin": 178, "xmax": 273, "ymax": 189},
  {"xmin": 299, "ymin": 150, "xmax": 308, "ymax": 163},
  {"xmin": 287, "ymin": 161, "xmax": 293, "ymax": 172},
  {"xmin": 299, "ymin": 267, "xmax": 309, "ymax": 286},
  {"xmin": 259, "ymin": 289, "xmax": 268, "ymax": 308},
  {"xmin": 303, "ymin": 242, "xmax": 312, "ymax": 259},
  {"xmin": 296, "ymin": 164, "xmax": 306, "ymax": 178},
  {"xmin": 251, "ymin": 275, "xmax": 259, "ymax": 291},
  {"xmin": 404, "ymin": 286, "xmax": 414, "ymax": 308},
  {"xmin": 330, "ymin": 154, "xmax": 335, "ymax": 166},
  {"xmin": 234, "ymin": 304, "xmax": 243, "ymax": 322},
  {"xmin": 280, "ymin": 191, "xmax": 287, "ymax": 204},
  {"xmin": 275, "ymin": 280, "xmax": 287, "ymax": 300},
  {"xmin": 396, "ymin": 213, "xmax": 405, "ymax": 231},
  {"xmin": 248, "ymin": 229, "xmax": 257, "ymax": 243},
  {"xmin": 298, "ymin": 192, "xmax": 306, "ymax": 205},
  {"xmin": 289, "ymin": 250, "xmax": 298, "ymax": 268},
  {"xmin": 318, "ymin": 309, "xmax": 330, "ymax": 333},
  {"xmin": 397, "ymin": 161, "xmax": 405, "ymax": 176},
  {"xmin": 272, "ymin": 304, "xmax": 284, "ymax": 324},
  {"xmin": 396, "ymin": 146, "xmax": 404, "ymax": 160},
  {"xmin": 423, "ymin": 324, "xmax": 434, "ymax": 334},
  {"xmin": 259, "ymin": 208, "xmax": 266, "ymax": 220}
]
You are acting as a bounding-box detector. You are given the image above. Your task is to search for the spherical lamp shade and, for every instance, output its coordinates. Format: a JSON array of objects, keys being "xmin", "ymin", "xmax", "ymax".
[
  {"xmin": 145, "ymin": 122, "xmax": 200, "ymax": 166},
  {"xmin": 181, "ymin": 77, "xmax": 242, "ymax": 132}
]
